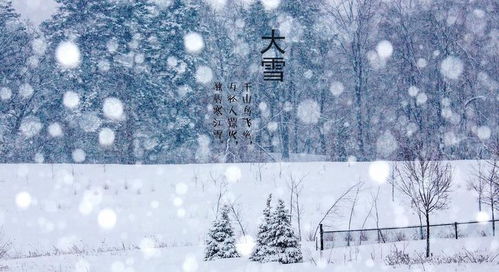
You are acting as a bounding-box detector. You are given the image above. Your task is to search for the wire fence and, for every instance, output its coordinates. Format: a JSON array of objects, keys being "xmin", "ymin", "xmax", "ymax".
[{"xmin": 317, "ymin": 219, "xmax": 498, "ymax": 250}]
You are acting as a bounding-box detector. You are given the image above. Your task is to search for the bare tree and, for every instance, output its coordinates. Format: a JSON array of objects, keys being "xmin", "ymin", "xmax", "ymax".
[
  {"xmin": 209, "ymin": 172, "xmax": 227, "ymax": 217},
  {"xmin": 346, "ymin": 184, "xmax": 361, "ymax": 246},
  {"xmin": 468, "ymin": 161, "xmax": 486, "ymax": 212},
  {"xmin": 475, "ymin": 160, "xmax": 498, "ymax": 236},
  {"xmin": 228, "ymin": 201, "xmax": 247, "ymax": 236},
  {"xmin": 313, "ymin": 182, "xmax": 361, "ymax": 240},
  {"xmin": 324, "ymin": 0, "xmax": 380, "ymax": 159},
  {"xmin": 288, "ymin": 173, "xmax": 306, "ymax": 240},
  {"xmin": 371, "ymin": 188, "xmax": 385, "ymax": 243},
  {"xmin": 395, "ymin": 159, "xmax": 452, "ymax": 258}
]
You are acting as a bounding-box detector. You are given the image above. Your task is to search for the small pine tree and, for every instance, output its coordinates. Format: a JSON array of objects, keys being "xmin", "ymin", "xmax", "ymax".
[
  {"xmin": 204, "ymin": 204, "xmax": 240, "ymax": 261},
  {"xmin": 269, "ymin": 199, "xmax": 303, "ymax": 264},
  {"xmin": 250, "ymin": 194, "xmax": 276, "ymax": 262}
]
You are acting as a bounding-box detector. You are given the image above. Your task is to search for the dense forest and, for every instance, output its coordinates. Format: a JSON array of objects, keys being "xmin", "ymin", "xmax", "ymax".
[{"xmin": 0, "ymin": 0, "xmax": 497, "ymax": 164}]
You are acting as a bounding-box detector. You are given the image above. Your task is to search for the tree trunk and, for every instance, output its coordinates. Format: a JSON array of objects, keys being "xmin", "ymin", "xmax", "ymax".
[
  {"xmin": 425, "ymin": 212, "xmax": 430, "ymax": 258},
  {"xmin": 280, "ymin": 112, "xmax": 290, "ymax": 160},
  {"xmin": 492, "ymin": 198, "xmax": 495, "ymax": 236}
]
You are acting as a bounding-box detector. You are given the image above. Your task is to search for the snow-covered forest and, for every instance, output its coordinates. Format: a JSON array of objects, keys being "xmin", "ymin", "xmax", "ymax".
[{"xmin": 0, "ymin": 0, "xmax": 497, "ymax": 164}]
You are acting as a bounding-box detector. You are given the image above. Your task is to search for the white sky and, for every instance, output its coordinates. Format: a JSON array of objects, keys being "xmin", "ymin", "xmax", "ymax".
[{"xmin": 12, "ymin": 0, "xmax": 59, "ymax": 25}]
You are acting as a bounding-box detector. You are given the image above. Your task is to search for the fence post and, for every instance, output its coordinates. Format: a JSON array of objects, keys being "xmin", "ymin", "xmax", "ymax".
[
  {"xmin": 319, "ymin": 223, "xmax": 324, "ymax": 251},
  {"xmin": 454, "ymin": 222, "xmax": 458, "ymax": 239}
]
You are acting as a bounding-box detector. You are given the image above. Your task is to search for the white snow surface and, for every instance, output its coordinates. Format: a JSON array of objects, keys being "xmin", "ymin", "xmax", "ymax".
[{"xmin": 0, "ymin": 160, "xmax": 497, "ymax": 271}]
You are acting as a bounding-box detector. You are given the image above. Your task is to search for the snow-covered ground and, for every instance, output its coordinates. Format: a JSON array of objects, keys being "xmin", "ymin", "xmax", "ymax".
[
  {"xmin": 0, "ymin": 161, "xmax": 497, "ymax": 271},
  {"xmin": 2, "ymin": 238, "xmax": 498, "ymax": 271}
]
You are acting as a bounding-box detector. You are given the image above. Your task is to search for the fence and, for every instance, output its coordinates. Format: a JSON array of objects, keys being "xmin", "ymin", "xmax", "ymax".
[{"xmin": 317, "ymin": 219, "xmax": 498, "ymax": 250}]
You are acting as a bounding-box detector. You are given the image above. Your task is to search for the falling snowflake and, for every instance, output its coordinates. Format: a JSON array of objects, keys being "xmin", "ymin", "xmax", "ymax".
[
  {"xmin": 177, "ymin": 85, "xmax": 192, "ymax": 98},
  {"xmin": 34, "ymin": 152, "xmax": 44, "ymax": 163},
  {"xmin": 177, "ymin": 208, "xmax": 186, "ymax": 218},
  {"xmin": 442, "ymin": 107, "xmax": 454, "ymax": 119},
  {"xmin": 72, "ymin": 148, "xmax": 86, "ymax": 163},
  {"xmin": 175, "ymin": 182, "xmax": 188, "ymax": 195},
  {"xmin": 367, "ymin": 50, "xmax": 382, "ymax": 69},
  {"xmin": 106, "ymin": 39, "xmax": 119, "ymax": 53},
  {"xmin": 97, "ymin": 208, "xmax": 117, "ymax": 230},
  {"xmin": 416, "ymin": 58, "xmax": 427, "ymax": 68},
  {"xmin": 329, "ymin": 81, "xmax": 344, "ymax": 96},
  {"xmin": 19, "ymin": 83, "xmax": 33, "ymax": 99},
  {"xmin": 376, "ymin": 40, "xmax": 393, "ymax": 59},
  {"xmin": 79, "ymin": 113, "xmax": 102, "ymax": 132},
  {"xmin": 184, "ymin": 32, "xmax": 204, "ymax": 54},
  {"xmin": 267, "ymin": 121, "xmax": 278, "ymax": 132},
  {"xmin": 258, "ymin": 102, "xmax": 268, "ymax": 112},
  {"xmin": 150, "ymin": 201, "xmax": 160, "ymax": 209},
  {"xmin": 167, "ymin": 56, "xmax": 178, "ymax": 67},
  {"xmin": 195, "ymin": 65, "xmax": 213, "ymax": 84},
  {"xmin": 444, "ymin": 131, "xmax": 459, "ymax": 146},
  {"xmin": 476, "ymin": 126, "xmax": 491, "ymax": 140},
  {"xmin": 476, "ymin": 211, "xmax": 490, "ymax": 223},
  {"xmin": 97, "ymin": 59, "xmax": 111, "ymax": 72},
  {"xmin": 79, "ymin": 187, "xmax": 104, "ymax": 215},
  {"xmin": 416, "ymin": 92, "xmax": 428, "ymax": 105},
  {"xmin": 236, "ymin": 235, "xmax": 256, "ymax": 257},
  {"xmin": 376, "ymin": 131, "xmax": 398, "ymax": 157},
  {"xmin": 261, "ymin": 0, "xmax": 281, "ymax": 10},
  {"xmin": 32, "ymin": 38, "xmax": 47, "ymax": 56},
  {"xmin": 173, "ymin": 197, "xmax": 183, "ymax": 207},
  {"xmin": 15, "ymin": 191, "xmax": 32, "ymax": 209},
  {"xmin": 440, "ymin": 56, "xmax": 463, "ymax": 80},
  {"xmin": 98, "ymin": 127, "xmax": 115, "ymax": 146},
  {"xmin": 368, "ymin": 161, "xmax": 390, "ymax": 184},
  {"xmin": 205, "ymin": 0, "xmax": 227, "ymax": 11},
  {"xmin": 195, "ymin": 134, "xmax": 211, "ymax": 162},
  {"xmin": 56, "ymin": 41, "xmax": 81, "ymax": 69},
  {"xmin": 139, "ymin": 238, "xmax": 160, "ymax": 259},
  {"xmin": 63, "ymin": 91, "xmax": 80, "ymax": 109},
  {"xmin": 103, "ymin": 97, "xmax": 124, "ymax": 121},
  {"xmin": 19, "ymin": 116, "xmax": 42, "ymax": 138},
  {"xmin": 225, "ymin": 165, "xmax": 242, "ymax": 183},
  {"xmin": 408, "ymin": 86, "xmax": 419, "ymax": 97},
  {"xmin": 297, "ymin": 99, "xmax": 320, "ymax": 124},
  {"xmin": 0, "ymin": 87, "xmax": 12, "ymax": 101},
  {"xmin": 48, "ymin": 122, "xmax": 63, "ymax": 137}
]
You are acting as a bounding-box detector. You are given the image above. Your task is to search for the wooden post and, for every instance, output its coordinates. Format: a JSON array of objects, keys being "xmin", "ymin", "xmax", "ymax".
[
  {"xmin": 454, "ymin": 222, "xmax": 458, "ymax": 239},
  {"xmin": 319, "ymin": 223, "xmax": 324, "ymax": 251}
]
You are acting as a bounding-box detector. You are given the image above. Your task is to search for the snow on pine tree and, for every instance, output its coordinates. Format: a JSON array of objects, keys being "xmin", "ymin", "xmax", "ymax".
[
  {"xmin": 249, "ymin": 194, "xmax": 276, "ymax": 262},
  {"xmin": 204, "ymin": 204, "xmax": 240, "ymax": 261},
  {"xmin": 269, "ymin": 199, "xmax": 303, "ymax": 264}
]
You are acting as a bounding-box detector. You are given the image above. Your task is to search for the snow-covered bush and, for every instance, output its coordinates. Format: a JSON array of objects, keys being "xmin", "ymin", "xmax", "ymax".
[
  {"xmin": 385, "ymin": 246, "xmax": 411, "ymax": 266},
  {"xmin": 204, "ymin": 204, "xmax": 240, "ymax": 261},
  {"xmin": 385, "ymin": 247, "xmax": 499, "ymax": 266}
]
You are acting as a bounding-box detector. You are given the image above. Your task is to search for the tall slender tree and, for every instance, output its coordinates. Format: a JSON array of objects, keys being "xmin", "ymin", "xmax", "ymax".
[
  {"xmin": 250, "ymin": 194, "xmax": 275, "ymax": 262},
  {"xmin": 269, "ymin": 199, "xmax": 303, "ymax": 264}
]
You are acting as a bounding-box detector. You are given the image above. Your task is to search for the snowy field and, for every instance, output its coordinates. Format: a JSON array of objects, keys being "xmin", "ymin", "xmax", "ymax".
[
  {"xmin": 0, "ymin": 160, "xmax": 498, "ymax": 271},
  {"xmin": 2, "ymin": 237, "xmax": 499, "ymax": 272}
]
